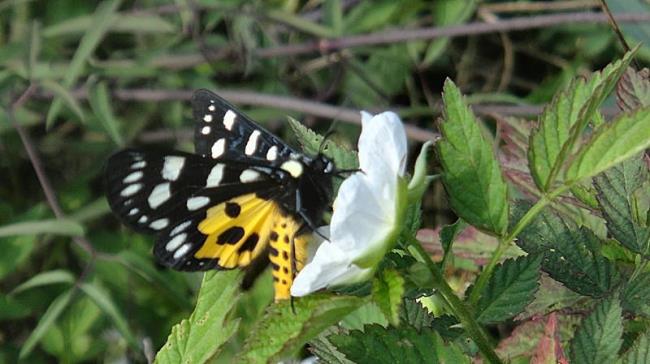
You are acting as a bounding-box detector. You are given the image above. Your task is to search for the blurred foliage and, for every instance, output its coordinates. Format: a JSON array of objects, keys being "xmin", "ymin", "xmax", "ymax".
[{"xmin": 1, "ymin": 0, "xmax": 650, "ymax": 363}]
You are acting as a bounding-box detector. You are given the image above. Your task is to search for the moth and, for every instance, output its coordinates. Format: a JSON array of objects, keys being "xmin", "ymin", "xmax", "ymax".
[{"xmin": 105, "ymin": 90, "xmax": 338, "ymax": 300}]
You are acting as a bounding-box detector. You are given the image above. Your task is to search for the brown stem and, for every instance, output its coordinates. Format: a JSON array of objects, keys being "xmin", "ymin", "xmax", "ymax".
[{"xmin": 254, "ymin": 12, "xmax": 650, "ymax": 58}]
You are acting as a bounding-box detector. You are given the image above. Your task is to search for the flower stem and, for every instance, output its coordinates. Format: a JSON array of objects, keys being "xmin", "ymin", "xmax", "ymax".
[
  {"xmin": 409, "ymin": 239, "xmax": 502, "ymax": 364},
  {"xmin": 468, "ymin": 185, "xmax": 571, "ymax": 305}
]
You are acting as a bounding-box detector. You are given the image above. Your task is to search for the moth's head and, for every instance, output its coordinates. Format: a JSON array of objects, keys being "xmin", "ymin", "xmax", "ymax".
[{"xmin": 307, "ymin": 153, "xmax": 335, "ymax": 175}]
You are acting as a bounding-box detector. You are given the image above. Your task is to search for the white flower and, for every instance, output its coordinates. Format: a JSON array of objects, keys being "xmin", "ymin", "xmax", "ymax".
[{"xmin": 291, "ymin": 111, "xmax": 408, "ymax": 297}]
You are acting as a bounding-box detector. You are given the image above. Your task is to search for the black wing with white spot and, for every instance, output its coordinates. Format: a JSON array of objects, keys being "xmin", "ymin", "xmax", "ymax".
[
  {"xmin": 192, "ymin": 90, "xmax": 297, "ymax": 163},
  {"xmin": 105, "ymin": 148, "xmax": 277, "ymax": 236}
]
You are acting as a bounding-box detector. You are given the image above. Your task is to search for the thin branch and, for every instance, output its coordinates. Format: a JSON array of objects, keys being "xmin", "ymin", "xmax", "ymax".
[
  {"xmin": 254, "ymin": 12, "xmax": 650, "ymax": 58},
  {"xmin": 598, "ymin": 0, "xmax": 641, "ymax": 69},
  {"xmin": 8, "ymin": 84, "xmax": 96, "ymax": 258},
  {"xmin": 32, "ymin": 87, "xmax": 621, "ymax": 143},
  {"xmin": 37, "ymin": 88, "xmax": 440, "ymax": 142},
  {"xmin": 479, "ymin": 0, "xmax": 598, "ymax": 14}
]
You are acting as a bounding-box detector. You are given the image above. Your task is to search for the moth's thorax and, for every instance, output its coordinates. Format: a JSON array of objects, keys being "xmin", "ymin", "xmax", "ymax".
[{"xmin": 268, "ymin": 154, "xmax": 334, "ymax": 225}]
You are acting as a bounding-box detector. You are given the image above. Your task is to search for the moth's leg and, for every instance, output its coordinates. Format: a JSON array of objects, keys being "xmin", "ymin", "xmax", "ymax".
[{"xmin": 294, "ymin": 189, "xmax": 328, "ymax": 241}]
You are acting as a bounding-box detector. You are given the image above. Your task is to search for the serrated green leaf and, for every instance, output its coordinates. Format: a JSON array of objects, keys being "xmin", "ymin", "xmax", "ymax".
[
  {"xmin": 516, "ymin": 274, "xmax": 585, "ymax": 320},
  {"xmin": 622, "ymin": 271, "xmax": 650, "ymax": 316},
  {"xmin": 287, "ymin": 117, "xmax": 358, "ymax": 171},
  {"xmin": 566, "ymin": 105, "xmax": 650, "ymax": 182},
  {"xmin": 309, "ymin": 327, "xmax": 355, "ymax": 364},
  {"xmin": 79, "ymin": 282, "xmax": 138, "ymax": 351},
  {"xmin": 88, "ymin": 81, "xmax": 124, "ymax": 146},
  {"xmin": 514, "ymin": 201, "xmax": 620, "ymax": 297},
  {"xmin": 340, "ymin": 302, "xmax": 388, "ymax": 331},
  {"xmin": 329, "ymin": 324, "xmax": 468, "ymax": 364},
  {"xmin": 399, "ymin": 299, "xmax": 434, "ymax": 330},
  {"xmin": 594, "ymin": 154, "xmax": 650, "ymax": 255},
  {"xmin": 237, "ymin": 293, "xmax": 363, "ymax": 363},
  {"xmin": 617, "ymin": 67, "xmax": 650, "ymax": 112},
  {"xmin": 372, "ymin": 269, "xmax": 405, "ymax": 326},
  {"xmin": 40, "ymin": 80, "xmax": 85, "ymax": 122},
  {"xmin": 46, "ymin": 0, "xmax": 122, "ymax": 128},
  {"xmin": 570, "ymin": 297, "xmax": 623, "ymax": 364},
  {"xmin": 0, "ymin": 218, "xmax": 85, "ymax": 237},
  {"xmin": 529, "ymin": 50, "xmax": 636, "ymax": 191},
  {"xmin": 19, "ymin": 289, "xmax": 74, "ymax": 359},
  {"xmin": 438, "ymin": 79, "xmax": 508, "ymax": 235},
  {"xmin": 11, "ymin": 270, "xmax": 75, "ymax": 295},
  {"xmin": 571, "ymin": 181, "xmax": 600, "ymax": 209},
  {"xmin": 475, "ymin": 255, "xmax": 541, "ymax": 324},
  {"xmin": 621, "ymin": 330, "xmax": 650, "ymax": 364},
  {"xmin": 155, "ymin": 271, "xmax": 242, "ymax": 364}
]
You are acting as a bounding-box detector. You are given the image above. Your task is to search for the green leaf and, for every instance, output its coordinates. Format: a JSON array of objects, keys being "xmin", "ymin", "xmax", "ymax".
[
  {"xmin": 407, "ymin": 141, "xmax": 435, "ymax": 204},
  {"xmin": 421, "ymin": 0, "xmax": 477, "ymax": 66},
  {"xmin": 617, "ymin": 67, "xmax": 650, "ymax": 112},
  {"xmin": 399, "ymin": 299, "xmax": 434, "ymax": 330},
  {"xmin": 266, "ymin": 9, "xmax": 335, "ymax": 38},
  {"xmin": 79, "ymin": 282, "xmax": 138, "ymax": 351},
  {"xmin": 340, "ymin": 302, "xmax": 388, "ymax": 331},
  {"xmin": 594, "ymin": 154, "xmax": 650, "ymax": 255},
  {"xmin": 309, "ymin": 327, "xmax": 355, "ymax": 364},
  {"xmin": 287, "ymin": 116, "xmax": 358, "ymax": 170},
  {"xmin": 88, "ymin": 81, "xmax": 124, "ymax": 146},
  {"xmin": 528, "ymin": 50, "xmax": 636, "ymax": 191},
  {"xmin": 372, "ymin": 269, "xmax": 405, "ymax": 326},
  {"xmin": 40, "ymin": 80, "xmax": 85, "ymax": 122},
  {"xmin": 0, "ymin": 218, "xmax": 85, "ymax": 237},
  {"xmin": 329, "ymin": 324, "xmax": 468, "ymax": 364},
  {"xmin": 514, "ymin": 201, "xmax": 620, "ymax": 297},
  {"xmin": 27, "ymin": 21, "xmax": 41, "ymax": 80},
  {"xmin": 19, "ymin": 289, "xmax": 74, "ymax": 359},
  {"xmin": 43, "ymin": 14, "xmax": 175, "ymax": 37},
  {"xmin": 566, "ymin": 107, "xmax": 650, "ymax": 187},
  {"xmin": 237, "ymin": 293, "xmax": 363, "ymax": 363},
  {"xmin": 570, "ymin": 297, "xmax": 623, "ymax": 364},
  {"xmin": 475, "ymin": 255, "xmax": 541, "ymax": 324},
  {"xmin": 439, "ymin": 219, "xmax": 467, "ymax": 269},
  {"xmin": 438, "ymin": 79, "xmax": 509, "ymax": 235},
  {"xmin": 11, "ymin": 270, "xmax": 75, "ymax": 295},
  {"xmin": 343, "ymin": 1, "xmax": 401, "ymax": 34},
  {"xmin": 621, "ymin": 330, "xmax": 650, "ymax": 364},
  {"xmin": 324, "ymin": 0, "xmax": 343, "ymax": 36},
  {"xmin": 46, "ymin": 0, "xmax": 122, "ymax": 128},
  {"xmin": 622, "ymin": 271, "xmax": 650, "ymax": 316},
  {"xmin": 517, "ymin": 274, "xmax": 585, "ymax": 320},
  {"xmin": 155, "ymin": 271, "xmax": 242, "ymax": 364},
  {"xmin": 0, "ymin": 294, "xmax": 31, "ymax": 320}
]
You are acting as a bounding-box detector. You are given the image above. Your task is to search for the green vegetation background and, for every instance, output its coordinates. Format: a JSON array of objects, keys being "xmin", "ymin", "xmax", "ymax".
[{"xmin": 1, "ymin": 0, "xmax": 649, "ymax": 362}]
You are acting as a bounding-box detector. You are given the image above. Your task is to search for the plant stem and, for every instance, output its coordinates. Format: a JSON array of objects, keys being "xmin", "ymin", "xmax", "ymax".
[
  {"xmin": 469, "ymin": 185, "xmax": 571, "ymax": 305},
  {"xmin": 409, "ymin": 239, "xmax": 502, "ymax": 364}
]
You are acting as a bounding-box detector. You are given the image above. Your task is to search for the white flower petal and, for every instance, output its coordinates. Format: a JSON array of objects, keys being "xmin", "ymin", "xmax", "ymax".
[
  {"xmin": 358, "ymin": 111, "xmax": 408, "ymax": 177},
  {"xmin": 291, "ymin": 241, "xmax": 369, "ymax": 296},
  {"xmin": 330, "ymin": 174, "xmax": 394, "ymax": 255},
  {"xmin": 291, "ymin": 111, "xmax": 409, "ymax": 297}
]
